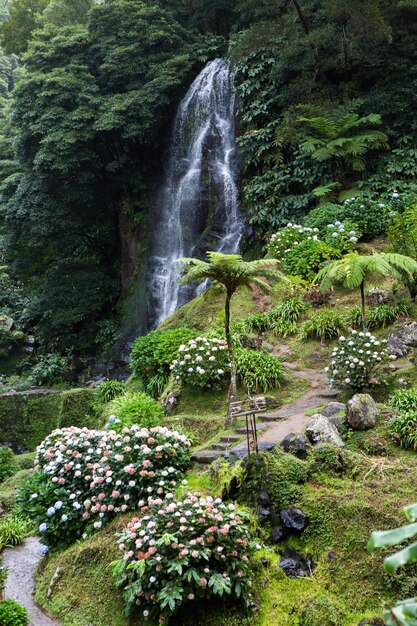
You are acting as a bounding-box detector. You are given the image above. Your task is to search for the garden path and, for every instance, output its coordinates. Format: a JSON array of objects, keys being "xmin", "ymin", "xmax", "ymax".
[{"xmin": 3, "ymin": 537, "xmax": 60, "ymax": 626}]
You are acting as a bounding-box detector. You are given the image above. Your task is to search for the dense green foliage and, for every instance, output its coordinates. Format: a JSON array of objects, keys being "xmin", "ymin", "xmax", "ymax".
[
  {"xmin": 107, "ymin": 391, "xmax": 164, "ymax": 429},
  {"xmin": 0, "ymin": 445, "xmax": 17, "ymax": 483},
  {"xmin": 0, "ymin": 599, "xmax": 28, "ymax": 626},
  {"xmin": 0, "ymin": 0, "xmax": 416, "ymax": 354},
  {"xmin": 130, "ymin": 327, "xmax": 197, "ymax": 396}
]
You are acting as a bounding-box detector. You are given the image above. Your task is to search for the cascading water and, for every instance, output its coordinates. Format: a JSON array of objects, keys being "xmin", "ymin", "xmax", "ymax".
[{"xmin": 146, "ymin": 58, "xmax": 245, "ymax": 328}]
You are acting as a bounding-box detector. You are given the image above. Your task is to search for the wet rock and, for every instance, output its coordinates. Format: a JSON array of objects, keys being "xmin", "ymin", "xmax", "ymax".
[
  {"xmin": 259, "ymin": 491, "xmax": 270, "ymax": 506},
  {"xmin": 279, "ymin": 549, "xmax": 315, "ymax": 578},
  {"xmin": 346, "ymin": 394, "xmax": 378, "ymax": 430},
  {"xmin": 70, "ymin": 355, "xmax": 85, "ymax": 374},
  {"xmin": 224, "ymin": 441, "xmax": 276, "ymax": 461},
  {"xmin": 281, "ymin": 433, "xmax": 311, "ymax": 458},
  {"xmin": 161, "ymin": 391, "xmax": 178, "ymax": 415},
  {"xmin": 366, "ymin": 288, "xmax": 390, "ymax": 306},
  {"xmin": 280, "ymin": 508, "xmax": 309, "ymax": 533},
  {"xmin": 0, "ymin": 441, "xmax": 29, "ymax": 455},
  {"xmin": 258, "ymin": 506, "xmax": 271, "ymax": 519},
  {"xmin": 305, "ymin": 414, "xmax": 344, "ymax": 447},
  {"xmin": 260, "ymin": 558, "xmax": 269, "ymax": 568},
  {"xmin": 387, "ymin": 321, "xmax": 417, "ymax": 357},
  {"xmin": 269, "ymin": 525, "xmax": 287, "ymax": 544},
  {"xmin": 321, "ymin": 402, "xmax": 346, "ymax": 418},
  {"xmin": 0, "ymin": 316, "xmax": 14, "ymax": 331}
]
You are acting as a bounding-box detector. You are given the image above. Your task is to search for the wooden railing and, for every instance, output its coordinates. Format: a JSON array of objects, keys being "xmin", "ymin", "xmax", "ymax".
[{"xmin": 229, "ymin": 396, "xmax": 267, "ymax": 456}]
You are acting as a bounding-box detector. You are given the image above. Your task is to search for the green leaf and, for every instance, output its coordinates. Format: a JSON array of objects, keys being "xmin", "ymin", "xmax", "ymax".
[
  {"xmin": 384, "ymin": 541, "xmax": 417, "ymax": 574},
  {"xmin": 368, "ymin": 523, "xmax": 417, "ymax": 552}
]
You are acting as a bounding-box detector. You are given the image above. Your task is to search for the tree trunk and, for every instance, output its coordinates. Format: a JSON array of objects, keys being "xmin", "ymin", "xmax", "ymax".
[
  {"xmin": 360, "ymin": 281, "xmax": 367, "ymax": 331},
  {"xmin": 292, "ymin": 0, "xmax": 309, "ymax": 34},
  {"xmin": 225, "ymin": 289, "xmax": 237, "ymax": 427}
]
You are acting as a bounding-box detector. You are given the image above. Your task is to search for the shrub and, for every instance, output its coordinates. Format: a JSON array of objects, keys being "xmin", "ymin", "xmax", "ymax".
[
  {"xmin": 28, "ymin": 353, "xmax": 67, "ymax": 386},
  {"xmin": 0, "ymin": 513, "xmax": 30, "ymax": 548},
  {"xmin": 346, "ymin": 302, "xmax": 410, "ymax": 330},
  {"xmin": 0, "ymin": 599, "xmax": 28, "ymax": 626},
  {"xmin": 0, "ymin": 447, "xmax": 17, "ymax": 484},
  {"xmin": 130, "ymin": 328, "xmax": 196, "ymax": 396},
  {"xmin": 106, "ymin": 392, "xmax": 164, "ymax": 430},
  {"xmin": 19, "ymin": 425, "xmax": 191, "ymax": 548},
  {"xmin": 303, "ymin": 285, "xmax": 332, "ymax": 307},
  {"xmin": 306, "ymin": 198, "xmax": 386, "ymax": 240},
  {"xmin": 387, "ymin": 203, "xmax": 417, "ymax": 298},
  {"xmin": 242, "ymin": 297, "xmax": 307, "ymax": 337},
  {"xmin": 267, "ymin": 223, "xmax": 320, "ymax": 262},
  {"xmin": 388, "ymin": 388, "xmax": 417, "ymax": 413},
  {"xmin": 112, "ymin": 493, "xmax": 259, "ymax": 623},
  {"xmin": 368, "ymin": 500, "xmax": 417, "ymax": 625},
  {"xmin": 323, "ymin": 219, "xmax": 360, "ymax": 253},
  {"xmin": 387, "ymin": 412, "xmax": 417, "ymax": 450},
  {"xmin": 284, "ymin": 239, "xmax": 340, "ymax": 280},
  {"xmin": 304, "ymin": 203, "xmax": 345, "ymax": 231},
  {"xmin": 300, "ymin": 309, "xmax": 345, "ymax": 342},
  {"xmin": 326, "ymin": 330, "xmax": 396, "ymax": 392},
  {"xmin": 98, "ymin": 380, "xmax": 127, "ymax": 403},
  {"xmin": 171, "ymin": 337, "xmax": 230, "ymax": 389},
  {"xmin": 236, "ymin": 348, "xmax": 286, "ymax": 392}
]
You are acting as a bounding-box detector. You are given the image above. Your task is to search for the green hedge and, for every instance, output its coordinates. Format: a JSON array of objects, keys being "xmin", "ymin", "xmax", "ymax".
[{"xmin": 0, "ymin": 388, "xmax": 102, "ymax": 450}]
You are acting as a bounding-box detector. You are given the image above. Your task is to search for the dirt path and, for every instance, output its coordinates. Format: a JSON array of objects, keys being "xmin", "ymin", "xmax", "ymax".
[
  {"xmin": 3, "ymin": 537, "xmax": 60, "ymax": 626},
  {"xmin": 257, "ymin": 362, "xmax": 335, "ymax": 444}
]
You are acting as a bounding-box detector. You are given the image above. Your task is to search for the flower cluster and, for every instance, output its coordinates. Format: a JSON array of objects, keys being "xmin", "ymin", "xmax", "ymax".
[
  {"xmin": 113, "ymin": 493, "xmax": 259, "ymax": 623},
  {"xmin": 268, "ymin": 223, "xmax": 319, "ymax": 261},
  {"xmin": 325, "ymin": 330, "xmax": 396, "ymax": 392},
  {"xmin": 171, "ymin": 337, "xmax": 230, "ymax": 389},
  {"xmin": 19, "ymin": 425, "xmax": 191, "ymax": 548},
  {"xmin": 325, "ymin": 220, "xmax": 358, "ymax": 250}
]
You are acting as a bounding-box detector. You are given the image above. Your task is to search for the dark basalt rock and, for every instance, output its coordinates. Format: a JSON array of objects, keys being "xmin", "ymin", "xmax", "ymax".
[
  {"xmin": 281, "ymin": 432, "xmax": 311, "ymax": 458},
  {"xmin": 258, "ymin": 506, "xmax": 271, "ymax": 519},
  {"xmin": 280, "ymin": 508, "xmax": 309, "ymax": 532},
  {"xmin": 259, "ymin": 491, "xmax": 270, "ymax": 506},
  {"xmin": 0, "ymin": 441, "xmax": 29, "ymax": 455},
  {"xmin": 269, "ymin": 525, "xmax": 287, "ymax": 544},
  {"xmin": 279, "ymin": 549, "xmax": 315, "ymax": 578}
]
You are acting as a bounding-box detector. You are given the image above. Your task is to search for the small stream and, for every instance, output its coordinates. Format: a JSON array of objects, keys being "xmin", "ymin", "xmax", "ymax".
[{"xmin": 3, "ymin": 537, "xmax": 60, "ymax": 626}]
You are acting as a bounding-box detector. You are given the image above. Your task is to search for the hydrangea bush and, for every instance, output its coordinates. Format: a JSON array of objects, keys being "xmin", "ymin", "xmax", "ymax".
[
  {"xmin": 113, "ymin": 493, "xmax": 259, "ymax": 623},
  {"xmin": 171, "ymin": 337, "xmax": 230, "ymax": 389},
  {"xmin": 267, "ymin": 223, "xmax": 320, "ymax": 261},
  {"xmin": 19, "ymin": 426, "xmax": 191, "ymax": 548},
  {"xmin": 325, "ymin": 330, "xmax": 396, "ymax": 392}
]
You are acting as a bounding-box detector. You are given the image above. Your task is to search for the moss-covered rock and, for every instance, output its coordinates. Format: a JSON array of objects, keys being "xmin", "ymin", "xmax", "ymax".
[{"xmin": 0, "ymin": 388, "xmax": 103, "ymax": 450}]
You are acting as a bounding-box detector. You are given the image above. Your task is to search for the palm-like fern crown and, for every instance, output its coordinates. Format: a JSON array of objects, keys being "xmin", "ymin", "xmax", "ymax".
[
  {"xmin": 317, "ymin": 252, "xmax": 417, "ymax": 291},
  {"xmin": 177, "ymin": 251, "xmax": 285, "ymax": 294}
]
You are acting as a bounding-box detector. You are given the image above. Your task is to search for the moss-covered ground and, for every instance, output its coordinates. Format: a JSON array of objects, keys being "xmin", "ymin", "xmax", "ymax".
[{"xmin": 32, "ymin": 408, "xmax": 417, "ymax": 626}]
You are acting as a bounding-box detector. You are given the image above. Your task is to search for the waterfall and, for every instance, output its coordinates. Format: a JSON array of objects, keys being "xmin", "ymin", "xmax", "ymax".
[{"xmin": 146, "ymin": 58, "xmax": 244, "ymax": 328}]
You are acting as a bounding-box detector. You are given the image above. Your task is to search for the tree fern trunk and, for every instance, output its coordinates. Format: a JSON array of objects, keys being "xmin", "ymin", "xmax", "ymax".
[
  {"xmin": 360, "ymin": 281, "xmax": 367, "ymax": 331},
  {"xmin": 225, "ymin": 290, "xmax": 237, "ymax": 427}
]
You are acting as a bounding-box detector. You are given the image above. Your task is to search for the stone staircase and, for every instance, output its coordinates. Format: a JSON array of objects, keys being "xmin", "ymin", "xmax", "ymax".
[{"xmin": 191, "ymin": 420, "xmax": 274, "ymax": 464}]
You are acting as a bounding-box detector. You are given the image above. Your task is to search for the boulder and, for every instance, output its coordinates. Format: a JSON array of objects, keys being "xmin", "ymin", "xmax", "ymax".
[
  {"xmin": 161, "ymin": 391, "xmax": 178, "ymax": 415},
  {"xmin": 280, "ymin": 508, "xmax": 309, "ymax": 533},
  {"xmin": 0, "ymin": 315, "xmax": 14, "ymax": 331},
  {"xmin": 281, "ymin": 433, "xmax": 311, "ymax": 457},
  {"xmin": 305, "ymin": 414, "xmax": 344, "ymax": 447},
  {"xmin": 328, "ymin": 414, "xmax": 347, "ymax": 434},
  {"xmin": 346, "ymin": 394, "xmax": 378, "ymax": 430},
  {"xmin": 258, "ymin": 506, "xmax": 271, "ymax": 519},
  {"xmin": 321, "ymin": 402, "xmax": 346, "ymax": 418},
  {"xmin": 279, "ymin": 549, "xmax": 315, "ymax": 578},
  {"xmin": 387, "ymin": 322, "xmax": 417, "ymax": 357},
  {"xmin": 269, "ymin": 525, "xmax": 287, "ymax": 544}
]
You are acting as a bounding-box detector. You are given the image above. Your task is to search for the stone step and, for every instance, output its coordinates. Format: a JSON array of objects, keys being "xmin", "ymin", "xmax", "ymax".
[
  {"xmin": 235, "ymin": 423, "xmax": 268, "ymax": 434},
  {"xmin": 211, "ymin": 442, "xmax": 232, "ymax": 451},
  {"xmin": 220, "ymin": 434, "xmax": 243, "ymax": 444},
  {"xmin": 318, "ymin": 389, "xmax": 339, "ymax": 398},
  {"xmin": 191, "ymin": 450, "xmax": 223, "ymax": 464},
  {"xmin": 261, "ymin": 413, "xmax": 284, "ymax": 422}
]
